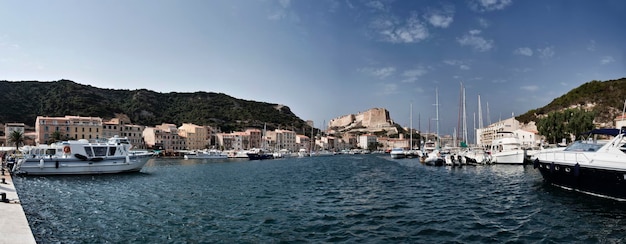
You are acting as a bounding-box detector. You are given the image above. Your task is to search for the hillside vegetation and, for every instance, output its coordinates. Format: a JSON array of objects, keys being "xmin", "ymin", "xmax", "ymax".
[
  {"xmin": 517, "ymin": 77, "xmax": 626, "ymax": 126},
  {"xmin": 0, "ymin": 80, "xmax": 312, "ymax": 134}
]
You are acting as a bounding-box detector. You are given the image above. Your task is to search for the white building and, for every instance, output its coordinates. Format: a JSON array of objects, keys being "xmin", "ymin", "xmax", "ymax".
[{"xmin": 358, "ymin": 134, "xmax": 378, "ymax": 149}]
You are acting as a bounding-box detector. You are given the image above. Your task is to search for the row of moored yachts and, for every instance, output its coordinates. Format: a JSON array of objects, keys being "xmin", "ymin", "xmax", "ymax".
[{"xmin": 392, "ymin": 127, "xmax": 626, "ymax": 202}]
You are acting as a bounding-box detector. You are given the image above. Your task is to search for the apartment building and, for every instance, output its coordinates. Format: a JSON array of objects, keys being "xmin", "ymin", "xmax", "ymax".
[
  {"xmin": 178, "ymin": 123, "xmax": 208, "ymax": 150},
  {"xmin": 266, "ymin": 129, "xmax": 297, "ymax": 152},
  {"xmin": 35, "ymin": 116, "xmax": 102, "ymax": 144}
]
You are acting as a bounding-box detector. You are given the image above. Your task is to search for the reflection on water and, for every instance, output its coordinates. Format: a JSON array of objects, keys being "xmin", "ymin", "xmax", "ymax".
[{"xmin": 13, "ymin": 154, "xmax": 626, "ymax": 243}]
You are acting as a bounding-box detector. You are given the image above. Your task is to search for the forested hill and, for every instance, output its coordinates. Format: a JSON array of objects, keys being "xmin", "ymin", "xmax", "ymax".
[
  {"xmin": 0, "ymin": 80, "xmax": 312, "ymax": 133},
  {"xmin": 517, "ymin": 77, "xmax": 626, "ymax": 126}
]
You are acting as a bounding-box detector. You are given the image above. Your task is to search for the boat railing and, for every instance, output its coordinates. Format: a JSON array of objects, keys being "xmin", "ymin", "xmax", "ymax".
[{"xmin": 547, "ymin": 150, "xmax": 591, "ymax": 164}]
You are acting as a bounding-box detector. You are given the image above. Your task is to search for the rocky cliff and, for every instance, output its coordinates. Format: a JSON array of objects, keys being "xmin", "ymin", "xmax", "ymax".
[{"xmin": 327, "ymin": 108, "xmax": 399, "ymax": 135}]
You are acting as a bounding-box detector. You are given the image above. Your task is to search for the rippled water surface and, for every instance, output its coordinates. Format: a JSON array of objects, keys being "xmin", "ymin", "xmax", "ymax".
[{"xmin": 13, "ymin": 154, "xmax": 626, "ymax": 243}]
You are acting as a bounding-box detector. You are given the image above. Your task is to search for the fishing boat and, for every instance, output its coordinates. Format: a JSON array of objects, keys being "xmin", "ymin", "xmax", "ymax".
[
  {"xmin": 13, "ymin": 136, "xmax": 154, "ymax": 175},
  {"xmin": 532, "ymin": 128, "xmax": 626, "ymax": 201}
]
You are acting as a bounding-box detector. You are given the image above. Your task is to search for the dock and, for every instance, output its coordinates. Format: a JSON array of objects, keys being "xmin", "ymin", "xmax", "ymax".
[{"xmin": 0, "ymin": 168, "xmax": 36, "ymax": 244}]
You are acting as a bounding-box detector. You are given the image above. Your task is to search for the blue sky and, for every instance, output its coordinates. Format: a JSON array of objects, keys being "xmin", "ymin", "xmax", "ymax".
[{"xmin": 1, "ymin": 0, "xmax": 625, "ymax": 138}]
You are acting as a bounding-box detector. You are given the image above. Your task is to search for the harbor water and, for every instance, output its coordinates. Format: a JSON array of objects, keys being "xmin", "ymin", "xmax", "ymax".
[{"xmin": 13, "ymin": 154, "xmax": 626, "ymax": 243}]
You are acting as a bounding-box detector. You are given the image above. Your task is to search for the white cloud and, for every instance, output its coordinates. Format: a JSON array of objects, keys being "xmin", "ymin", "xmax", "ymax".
[
  {"xmin": 443, "ymin": 60, "xmax": 471, "ymax": 70},
  {"xmin": 371, "ymin": 13, "xmax": 429, "ymax": 43},
  {"xmin": 521, "ymin": 85, "xmax": 539, "ymax": 91},
  {"xmin": 278, "ymin": 0, "xmax": 291, "ymax": 8},
  {"xmin": 514, "ymin": 47, "xmax": 533, "ymax": 56},
  {"xmin": 457, "ymin": 30, "xmax": 493, "ymax": 52},
  {"xmin": 423, "ymin": 5, "xmax": 455, "ymax": 28},
  {"xmin": 587, "ymin": 40, "xmax": 596, "ymax": 51},
  {"xmin": 537, "ymin": 46, "xmax": 555, "ymax": 59},
  {"xmin": 268, "ymin": 0, "xmax": 297, "ymax": 21},
  {"xmin": 382, "ymin": 83, "xmax": 398, "ymax": 95},
  {"xmin": 401, "ymin": 66, "xmax": 429, "ymax": 83},
  {"xmin": 469, "ymin": 29, "xmax": 481, "ymax": 35},
  {"xmin": 601, "ymin": 56, "xmax": 615, "ymax": 65},
  {"xmin": 470, "ymin": 0, "xmax": 513, "ymax": 12},
  {"xmin": 360, "ymin": 66, "xmax": 396, "ymax": 79},
  {"xmin": 477, "ymin": 18, "xmax": 489, "ymax": 28},
  {"xmin": 365, "ymin": 0, "xmax": 387, "ymax": 12}
]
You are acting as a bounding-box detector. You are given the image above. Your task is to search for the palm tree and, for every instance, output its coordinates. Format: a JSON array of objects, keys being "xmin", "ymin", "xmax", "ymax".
[
  {"xmin": 49, "ymin": 131, "xmax": 63, "ymax": 144},
  {"xmin": 8, "ymin": 130, "xmax": 24, "ymax": 152}
]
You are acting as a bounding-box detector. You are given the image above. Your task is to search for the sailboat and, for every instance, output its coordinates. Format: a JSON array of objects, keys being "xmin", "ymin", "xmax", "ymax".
[
  {"xmin": 423, "ymin": 88, "xmax": 444, "ymax": 166},
  {"xmin": 247, "ymin": 123, "xmax": 274, "ymax": 160}
]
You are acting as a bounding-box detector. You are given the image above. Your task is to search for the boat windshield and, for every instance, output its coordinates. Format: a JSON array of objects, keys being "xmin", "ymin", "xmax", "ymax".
[{"xmin": 563, "ymin": 141, "xmax": 604, "ymax": 152}]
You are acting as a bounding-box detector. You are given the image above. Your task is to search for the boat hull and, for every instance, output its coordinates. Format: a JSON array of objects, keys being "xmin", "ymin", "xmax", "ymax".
[
  {"xmin": 534, "ymin": 160, "xmax": 626, "ymax": 201},
  {"xmin": 15, "ymin": 154, "xmax": 152, "ymax": 175},
  {"xmin": 492, "ymin": 150, "xmax": 526, "ymax": 164},
  {"xmin": 184, "ymin": 155, "xmax": 228, "ymax": 159},
  {"xmin": 247, "ymin": 153, "xmax": 274, "ymax": 160}
]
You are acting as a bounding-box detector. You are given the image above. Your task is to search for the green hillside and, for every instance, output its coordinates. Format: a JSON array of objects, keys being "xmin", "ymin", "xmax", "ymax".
[
  {"xmin": 0, "ymin": 80, "xmax": 313, "ymax": 134},
  {"xmin": 517, "ymin": 77, "xmax": 626, "ymax": 126}
]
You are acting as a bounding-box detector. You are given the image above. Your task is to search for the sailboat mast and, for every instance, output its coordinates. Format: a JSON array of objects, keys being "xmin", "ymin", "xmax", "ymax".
[
  {"xmin": 463, "ymin": 87, "xmax": 467, "ymax": 143},
  {"xmin": 410, "ymin": 102, "xmax": 413, "ymax": 150},
  {"xmin": 435, "ymin": 87, "xmax": 440, "ymax": 148}
]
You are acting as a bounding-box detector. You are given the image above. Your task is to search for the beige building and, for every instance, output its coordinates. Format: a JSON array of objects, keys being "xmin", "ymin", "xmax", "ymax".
[
  {"xmin": 245, "ymin": 128, "xmax": 262, "ymax": 149},
  {"xmin": 377, "ymin": 137, "xmax": 409, "ymax": 150},
  {"xmin": 143, "ymin": 123, "xmax": 185, "ymax": 152},
  {"xmin": 296, "ymin": 134, "xmax": 311, "ymax": 151},
  {"xmin": 178, "ymin": 123, "xmax": 208, "ymax": 150},
  {"xmin": 35, "ymin": 116, "xmax": 103, "ymax": 144},
  {"xmin": 216, "ymin": 132, "xmax": 247, "ymax": 150},
  {"xmin": 102, "ymin": 118, "xmax": 145, "ymax": 149},
  {"xmin": 266, "ymin": 129, "xmax": 297, "ymax": 152},
  {"xmin": 2, "ymin": 123, "xmax": 26, "ymax": 146}
]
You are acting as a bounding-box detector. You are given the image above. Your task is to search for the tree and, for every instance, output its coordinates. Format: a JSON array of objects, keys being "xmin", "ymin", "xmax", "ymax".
[
  {"xmin": 8, "ymin": 130, "xmax": 24, "ymax": 151},
  {"xmin": 49, "ymin": 131, "xmax": 63, "ymax": 144},
  {"xmin": 537, "ymin": 108, "xmax": 595, "ymax": 144}
]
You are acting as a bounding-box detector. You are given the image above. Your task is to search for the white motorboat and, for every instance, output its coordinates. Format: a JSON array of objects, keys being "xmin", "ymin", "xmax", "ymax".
[
  {"xmin": 532, "ymin": 128, "xmax": 626, "ymax": 201},
  {"xmin": 13, "ymin": 136, "xmax": 154, "ymax": 175},
  {"xmin": 184, "ymin": 149, "xmax": 228, "ymax": 159},
  {"xmin": 297, "ymin": 148, "xmax": 309, "ymax": 157},
  {"xmin": 489, "ymin": 132, "xmax": 527, "ymax": 164},
  {"xmin": 390, "ymin": 148, "xmax": 406, "ymax": 159}
]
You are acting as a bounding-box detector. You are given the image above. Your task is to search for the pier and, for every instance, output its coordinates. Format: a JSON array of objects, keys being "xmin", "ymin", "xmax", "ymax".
[{"xmin": 0, "ymin": 168, "xmax": 36, "ymax": 244}]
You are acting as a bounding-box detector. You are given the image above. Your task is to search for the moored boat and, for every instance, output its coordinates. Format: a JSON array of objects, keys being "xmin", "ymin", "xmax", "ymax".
[
  {"xmin": 533, "ymin": 128, "xmax": 626, "ymax": 201},
  {"xmin": 183, "ymin": 149, "xmax": 228, "ymax": 159},
  {"xmin": 13, "ymin": 136, "xmax": 154, "ymax": 175},
  {"xmin": 390, "ymin": 148, "xmax": 406, "ymax": 159}
]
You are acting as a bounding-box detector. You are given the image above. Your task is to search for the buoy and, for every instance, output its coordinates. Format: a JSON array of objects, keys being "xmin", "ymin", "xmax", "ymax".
[
  {"xmin": 39, "ymin": 159, "xmax": 44, "ymax": 169},
  {"xmin": 126, "ymin": 155, "xmax": 130, "ymax": 163},
  {"xmin": 63, "ymin": 146, "xmax": 71, "ymax": 154}
]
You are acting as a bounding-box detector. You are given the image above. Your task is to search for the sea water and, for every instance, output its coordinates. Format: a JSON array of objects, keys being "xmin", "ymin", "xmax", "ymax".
[{"xmin": 13, "ymin": 154, "xmax": 626, "ymax": 243}]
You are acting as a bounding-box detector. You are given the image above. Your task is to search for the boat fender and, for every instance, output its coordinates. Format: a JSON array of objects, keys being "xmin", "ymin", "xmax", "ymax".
[
  {"xmin": 550, "ymin": 162, "xmax": 555, "ymax": 173},
  {"xmin": 126, "ymin": 155, "xmax": 130, "ymax": 163},
  {"xmin": 63, "ymin": 146, "xmax": 71, "ymax": 154},
  {"xmin": 533, "ymin": 159, "xmax": 539, "ymax": 169},
  {"xmin": 55, "ymin": 161, "xmax": 59, "ymax": 168},
  {"xmin": 39, "ymin": 159, "xmax": 44, "ymax": 169},
  {"xmin": 74, "ymin": 154, "xmax": 88, "ymax": 161},
  {"xmin": 574, "ymin": 163, "xmax": 580, "ymax": 177}
]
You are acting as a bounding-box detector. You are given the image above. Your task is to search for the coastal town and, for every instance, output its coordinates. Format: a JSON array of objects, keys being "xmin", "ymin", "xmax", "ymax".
[{"xmin": 6, "ymin": 106, "xmax": 626, "ymax": 159}]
